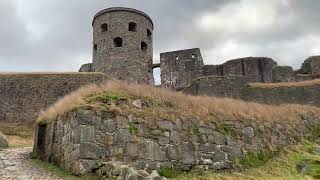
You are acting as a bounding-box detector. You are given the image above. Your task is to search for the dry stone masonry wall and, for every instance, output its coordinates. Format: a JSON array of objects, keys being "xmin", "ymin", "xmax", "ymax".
[
  {"xmin": 0, "ymin": 73, "xmax": 107, "ymax": 123},
  {"xmin": 33, "ymin": 109, "xmax": 319, "ymax": 178},
  {"xmin": 184, "ymin": 76, "xmax": 320, "ymax": 107}
]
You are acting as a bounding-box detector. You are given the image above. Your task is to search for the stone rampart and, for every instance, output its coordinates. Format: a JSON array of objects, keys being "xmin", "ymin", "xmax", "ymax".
[
  {"xmin": 184, "ymin": 76, "xmax": 320, "ymax": 107},
  {"xmin": 33, "ymin": 108, "xmax": 319, "ymax": 177},
  {"xmin": 0, "ymin": 73, "xmax": 107, "ymax": 124}
]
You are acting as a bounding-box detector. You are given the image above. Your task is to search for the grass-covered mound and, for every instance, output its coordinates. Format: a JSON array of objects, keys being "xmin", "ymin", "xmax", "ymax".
[{"xmin": 38, "ymin": 81, "xmax": 320, "ymax": 124}]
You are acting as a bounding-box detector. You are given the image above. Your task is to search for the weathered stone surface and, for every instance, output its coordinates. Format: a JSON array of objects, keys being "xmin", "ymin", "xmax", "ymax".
[
  {"xmin": 79, "ymin": 63, "xmax": 94, "ymax": 72},
  {"xmin": 79, "ymin": 143, "xmax": 100, "ymax": 159},
  {"xmin": 243, "ymin": 127, "xmax": 255, "ymax": 138},
  {"xmin": 71, "ymin": 159, "xmax": 96, "ymax": 175},
  {"xmin": 34, "ymin": 109, "xmax": 320, "ymax": 178},
  {"xmin": 141, "ymin": 141, "xmax": 166, "ymax": 161},
  {"xmin": 157, "ymin": 121, "xmax": 174, "ymax": 131},
  {"xmin": 114, "ymin": 129, "xmax": 132, "ymax": 144},
  {"xmin": 76, "ymin": 125, "xmax": 95, "ymax": 143},
  {"xmin": 184, "ymin": 76, "xmax": 320, "ymax": 107},
  {"xmin": 92, "ymin": 7, "xmax": 154, "ymax": 84},
  {"xmin": 101, "ymin": 119, "xmax": 117, "ymax": 133},
  {"xmin": 272, "ymin": 66, "xmax": 295, "ymax": 82},
  {"xmin": 181, "ymin": 142, "xmax": 196, "ymax": 165},
  {"xmin": 212, "ymin": 131, "xmax": 227, "ymax": 145},
  {"xmin": 0, "ymin": 73, "xmax": 107, "ymax": 124},
  {"xmin": 161, "ymin": 48, "xmax": 204, "ymax": 90},
  {"xmin": 299, "ymin": 56, "xmax": 320, "ymax": 75},
  {"xmin": 0, "ymin": 131, "xmax": 8, "ymax": 148}
]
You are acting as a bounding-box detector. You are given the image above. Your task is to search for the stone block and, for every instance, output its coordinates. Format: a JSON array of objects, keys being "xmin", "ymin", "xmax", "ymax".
[
  {"xmin": 76, "ymin": 125, "xmax": 95, "ymax": 143},
  {"xmin": 181, "ymin": 142, "xmax": 196, "ymax": 165},
  {"xmin": 79, "ymin": 143, "xmax": 100, "ymax": 159}
]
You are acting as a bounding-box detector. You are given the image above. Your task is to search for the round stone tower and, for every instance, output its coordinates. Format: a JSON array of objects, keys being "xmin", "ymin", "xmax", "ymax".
[{"xmin": 92, "ymin": 7, "xmax": 154, "ymax": 84}]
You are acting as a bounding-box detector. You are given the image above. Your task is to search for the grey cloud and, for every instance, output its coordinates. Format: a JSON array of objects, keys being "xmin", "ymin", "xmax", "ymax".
[{"xmin": 0, "ymin": 0, "xmax": 319, "ymax": 72}]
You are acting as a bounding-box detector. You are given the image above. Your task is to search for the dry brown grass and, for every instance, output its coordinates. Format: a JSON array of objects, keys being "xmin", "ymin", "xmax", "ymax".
[
  {"xmin": 39, "ymin": 81, "xmax": 320, "ymax": 124},
  {"xmin": 7, "ymin": 135, "xmax": 33, "ymax": 147},
  {"xmin": 251, "ymin": 79, "xmax": 320, "ymax": 88}
]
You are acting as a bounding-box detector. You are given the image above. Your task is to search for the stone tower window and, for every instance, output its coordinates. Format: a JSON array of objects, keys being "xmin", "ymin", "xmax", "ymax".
[
  {"xmin": 129, "ymin": 22, "xmax": 137, "ymax": 32},
  {"xmin": 93, "ymin": 44, "xmax": 97, "ymax": 52},
  {"xmin": 147, "ymin": 29, "xmax": 152, "ymax": 39},
  {"xmin": 176, "ymin": 56, "xmax": 179, "ymax": 60},
  {"xmin": 141, "ymin": 42, "xmax": 148, "ymax": 52},
  {"xmin": 192, "ymin": 54, "xmax": 195, "ymax": 59},
  {"xmin": 101, "ymin": 23, "xmax": 108, "ymax": 32},
  {"xmin": 114, "ymin": 37, "xmax": 123, "ymax": 47}
]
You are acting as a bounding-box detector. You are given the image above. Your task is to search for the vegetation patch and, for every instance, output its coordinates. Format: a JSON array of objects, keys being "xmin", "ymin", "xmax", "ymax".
[
  {"xmin": 217, "ymin": 123, "xmax": 240, "ymax": 137},
  {"xmin": 159, "ymin": 165, "xmax": 174, "ymax": 178},
  {"xmin": 128, "ymin": 124, "xmax": 138, "ymax": 134},
  {"xmin": 31, "ymin": 159, "xmax": 98, "ymax": 180},
  {"xmin": 238, "ymin": 150, "xmax": 278, "ymax": 169},
  {"xmin": 174, "ymin": 143, "xmax": 320, "ymax": 180},
  {"xmin": 38, "ymin": 81, "xmax": 320, "ymax": 125},
  {"xmin": 191, "ymin": 126, "xmax": 200, "ymax": 136}
]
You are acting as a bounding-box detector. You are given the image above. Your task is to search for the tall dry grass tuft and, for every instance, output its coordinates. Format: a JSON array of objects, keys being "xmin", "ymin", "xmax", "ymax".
[
  {"xmin": 39, "ymin": 80, "xmax": 320, "ymax": 123},
  {"xmin": 251, "ymin": 79, "xmax": 320, "ymax": 88},
  {"xmin": 39, "ymin": 84, "xmax": 102, "ymax": 122}
]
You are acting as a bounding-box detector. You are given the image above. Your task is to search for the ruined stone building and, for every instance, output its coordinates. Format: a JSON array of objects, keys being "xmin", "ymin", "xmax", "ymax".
[
  {"xmin": 80, "ymin": 8, "xmax": 320, "ymax": 90},
  {"xmin": 1, "ymin": 7, "xmax": 320, "ymax": 127}
]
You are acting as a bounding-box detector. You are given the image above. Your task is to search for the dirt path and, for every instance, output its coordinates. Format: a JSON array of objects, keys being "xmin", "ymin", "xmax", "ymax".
[{"xmin": 0, "ymin": 147, "xmax": 59, "ymax": 180}]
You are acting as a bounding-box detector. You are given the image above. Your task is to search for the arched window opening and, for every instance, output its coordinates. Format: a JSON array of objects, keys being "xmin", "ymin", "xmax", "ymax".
[
  {"xmin": 129, "ymin": 22, "xmax": 137, "ymax": 32},
  {"xmin": 141, "ymin": 42, "xmax": 148, "ymax": 52},
  {"xmin": 101, "ymin": 23, "xmax": 108, "ymax": 32},
  {"xmin": 192, "ymin": 54, "xmax": 195, "ymax": 59},
  {"xmin": 114, "ymin": 37, "xmax": 123, "ymax": 47},
  {"xmin": 93, "ymin": 44, "xmax": 97, "ymax": 53},
  {"xmin": 147, "ymin": 29, "xmax": 152, "ymax": 39},
  {"xmin": 176, "ymin": 56, "xmax": 179, "ymax": 60}
]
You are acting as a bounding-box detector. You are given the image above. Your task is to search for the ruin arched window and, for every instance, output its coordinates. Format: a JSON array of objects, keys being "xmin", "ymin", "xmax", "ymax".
[
  {"xmin": 129, "ymin": 22, "xmax": 137, "ymax": 32},
  {"xmin": 141, "ymin": 42, "xmax": 148, "ymax": 52},
  {"xmin": 147, "ymin": 29, "xmax": 152, "ymax": 39},
  {"xmin": 114, "ymin": 37, "xmax": 123, "ymax": 47},
  {"xmin": 101, "ymin": 23, "xmax": 108, "ymax": 32},
  {"xmin": 93, "ymin": 44, "xmax": 97, "ymax": 53}
]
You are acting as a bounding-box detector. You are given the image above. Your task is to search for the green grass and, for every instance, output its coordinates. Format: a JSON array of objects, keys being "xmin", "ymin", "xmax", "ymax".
[
  {"xmin": 159, "ymin": 165, "xmax": 174, "ymax": 178},
  {"xmin": 31, "ymin": 159, "xmax": 98, "ymax": 180},
  {"xmin": 238, "ymin": 150, "xmax": 278, "ymax": 169},
  {"xmin": 174, "ymin": 142, "xmax": 320, "ymax": 180},
  {"xmin": 86, "ymin": 92, "xmax": 127, "ymax": 104}
]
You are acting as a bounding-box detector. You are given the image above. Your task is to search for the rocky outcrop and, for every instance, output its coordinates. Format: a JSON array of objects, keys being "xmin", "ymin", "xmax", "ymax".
[
  {"xmin": 0, "ymin": 131, "xmax": 8, "ymax": 148},
  {"xmin": 33, "ymin": 108, "xmax": 319, "ymax": 177}
]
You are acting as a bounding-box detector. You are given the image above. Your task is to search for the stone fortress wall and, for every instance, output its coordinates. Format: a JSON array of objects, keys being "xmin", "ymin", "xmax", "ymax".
[
  {"xmin": 33, "ymin": 107, "xmax": 320, "ymax": 177},
  {"xmin": 184, "ymin": 76, "xmax": 320, "ymax": 107},
  {"xmin": 0, "ymin": 73, "xmax": 107, "ymax": 124}
]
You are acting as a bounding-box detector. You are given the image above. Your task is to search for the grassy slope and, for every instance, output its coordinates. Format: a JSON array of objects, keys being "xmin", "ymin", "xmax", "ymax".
[
  {"xmin": 39, "ymin": 81, "xmax": 320, "ymax": 125},
  {"xmin": 175, "ymin": 143, "xmax": 320, "ymax": 180}
]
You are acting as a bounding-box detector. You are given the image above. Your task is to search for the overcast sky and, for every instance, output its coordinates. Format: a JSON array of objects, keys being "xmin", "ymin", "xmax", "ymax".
[{"xmin": 1, "ymin": 0, "xmax": 320, "ymax": 76}]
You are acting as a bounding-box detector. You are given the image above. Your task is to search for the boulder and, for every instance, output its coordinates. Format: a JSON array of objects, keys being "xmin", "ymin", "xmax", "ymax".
[{"xmin": 0, "ymin": 131, "xmax": 8, "ymax": 148}]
